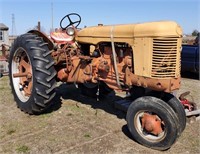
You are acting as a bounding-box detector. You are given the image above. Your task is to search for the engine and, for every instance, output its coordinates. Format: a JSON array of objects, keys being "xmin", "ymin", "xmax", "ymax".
[{"xmin": 52, "ymin": 41, "xmax": 133, "ymax": 90}]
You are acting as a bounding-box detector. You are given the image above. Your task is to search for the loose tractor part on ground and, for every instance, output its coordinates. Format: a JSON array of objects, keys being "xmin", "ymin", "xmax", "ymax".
[
  {"xmin": 9, "ymin": 13, "xmax": 186, "ymax": 150},
  {"xmin": 0, "ymin": 44, "xmax": 10, "ymax": 77}
]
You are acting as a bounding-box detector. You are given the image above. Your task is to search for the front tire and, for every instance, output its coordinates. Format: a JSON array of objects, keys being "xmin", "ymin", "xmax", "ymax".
[
  {"xmin": 126, "ymin": 96, "xmax": 179, "ymax": 150},
  {"xmin": 146, "ymin": 91, "xmax": 186, "ymax": 135},
  {"xmin": 9, "ymin": 33, "xmax": 57, "ymax": 114},
  {"xmin": 162, "ymin": 93, "xmax": 186, "ymax": 135}
]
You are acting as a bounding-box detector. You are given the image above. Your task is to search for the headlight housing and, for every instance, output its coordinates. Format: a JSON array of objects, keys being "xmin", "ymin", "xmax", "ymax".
[{"xmin": 66, "ymin": 27, "xmax": 75, "ymax": 36}]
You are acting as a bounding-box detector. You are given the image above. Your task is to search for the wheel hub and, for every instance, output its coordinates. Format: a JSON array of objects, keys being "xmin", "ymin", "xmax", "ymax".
[
  {"xmin": 141, "ymin": 113, "xmax": 163, "ymax": 136},
  {"xmin": 12, "ymin": 49, "xmax": 33, "ymax": 98}
]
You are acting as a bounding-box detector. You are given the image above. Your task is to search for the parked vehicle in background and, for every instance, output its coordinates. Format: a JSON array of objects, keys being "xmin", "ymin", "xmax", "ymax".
[{"xmin": 181, "ymin": 34, "xmax": 199, "ymax": 75}]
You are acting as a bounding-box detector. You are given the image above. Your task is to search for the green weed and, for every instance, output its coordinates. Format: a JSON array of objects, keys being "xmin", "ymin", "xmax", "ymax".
[
  {"xmin": 84, "ymin": 133, "xmax": 91, "ymax": 138},
  {"xmin": 7, "ymin": 128, "xmax": 16, "ymax": 135},
  {"xmin": 16, "ymin": 145, "xmax": 30, "ymax": 153}
]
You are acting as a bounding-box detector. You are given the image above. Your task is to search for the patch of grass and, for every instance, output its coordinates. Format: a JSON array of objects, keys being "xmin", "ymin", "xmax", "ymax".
[
  {"xmin": 16, "ymin": 145, "xmax": 30, "ymax": 153},
  {"xmin": 0, "ymin": 76, "xmax": 9, "ymax": 86},
  {"xmin": 1, "ymin": 124, "xmax": 18, "ymax": 136},
  {"xmin": 67, "ymin": 104, "xmax": 82, "ymax": 112},
  {"xmin": 67, "ymin": 113, "xmax": 73, "ymax": 116},
  {"xmin": 84, "ymin": 133, "xmax": 91, "ymax": 138},
  {"xmin": 39, "ymin": 113, "xmax": 52, "ymax": 118},
  {"xmin": 0, "ymin": 76, "xmax": 9, "ymax": 81},
  {"xmin": 0, "ymin": 134, "xmax": 6, "ymax": 140},
  {"xmin": 7, "ymin": 128, "xmax": 16, "ymax": 135},
  {"xmin": 0, "ymin": 86, "xmax": 6, "ymax": 90},
  {"xmin": 0, "ymin": 76, "xmax": 12, "ymax": 97}
]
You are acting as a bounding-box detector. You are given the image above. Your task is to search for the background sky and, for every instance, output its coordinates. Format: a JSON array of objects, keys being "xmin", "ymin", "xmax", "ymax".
[{"xmin": 0, "ymin": 0, "xmax": 199, "ymax": 35}]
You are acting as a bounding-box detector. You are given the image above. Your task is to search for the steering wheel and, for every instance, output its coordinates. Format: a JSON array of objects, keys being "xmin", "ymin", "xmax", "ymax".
[{"xmin": 60, "ymin": 13, "xmax": 81, "ymax": 29}]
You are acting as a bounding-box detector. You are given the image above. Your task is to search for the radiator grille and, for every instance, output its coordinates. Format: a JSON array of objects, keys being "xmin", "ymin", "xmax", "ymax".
[{"xmin": 151, "ymin": 37, "xmax": 179, "ymax": 78}]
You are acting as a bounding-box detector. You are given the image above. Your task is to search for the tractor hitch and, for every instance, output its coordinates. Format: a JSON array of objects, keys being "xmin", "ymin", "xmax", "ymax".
[{"xmin": 179, "ymin": 91, "xmax": 200, "ymax": 119}]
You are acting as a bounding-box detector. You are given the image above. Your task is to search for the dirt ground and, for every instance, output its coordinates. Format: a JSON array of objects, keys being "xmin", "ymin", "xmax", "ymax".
[{"xmin": 0, "ymin": 76, "xmax": 199, "ymax": 154}]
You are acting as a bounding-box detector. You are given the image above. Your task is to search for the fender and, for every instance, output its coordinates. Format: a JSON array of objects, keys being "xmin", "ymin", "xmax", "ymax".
[{"xmin": 28, "ymin": 30, "xmax": 54, "ymax": 50}]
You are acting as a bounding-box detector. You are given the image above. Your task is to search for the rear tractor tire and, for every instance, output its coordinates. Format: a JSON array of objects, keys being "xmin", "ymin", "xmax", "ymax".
[
  {"xmin": 126, "ymin": 96, "xmax": 180, "ymax": 150},
  {"xmin": 9, "ymin": 33, "xmax": 57, "ymax": 114}
]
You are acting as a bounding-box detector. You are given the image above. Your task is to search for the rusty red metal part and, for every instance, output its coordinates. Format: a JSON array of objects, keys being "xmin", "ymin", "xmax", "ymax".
[
  {"xmin": 0, "ymin": 44, "xmax": 9, "ymax": 61},
  {"xmin": 179, "ymin": 91, "xmax": 196, "ymax": 112},
  {"xmin": 141, "ymin": 113, "xmax": 163, "ymax": 136},
  {"xmin": 13, "ymin": 55, "xmax": 32, "ymax": 96}
]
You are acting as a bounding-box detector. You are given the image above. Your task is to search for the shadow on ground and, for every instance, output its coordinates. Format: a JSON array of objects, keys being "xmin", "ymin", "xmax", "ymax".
[{"xmin": 46, "ymin": 83, "xmax": 126, "ymax": 120}]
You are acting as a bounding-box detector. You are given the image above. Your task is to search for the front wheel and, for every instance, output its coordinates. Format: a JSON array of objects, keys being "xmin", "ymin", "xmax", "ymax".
[
  {"xmin": 126, "ymin": 96, "xmax": 179, "ymax": 150},
  {"xmin": 146, "ymin": 91, "xmax": 186, "ymax": 135},
  {"xmin": 9, "ymin": 33, "xmax": 57, "ymax": 114}
]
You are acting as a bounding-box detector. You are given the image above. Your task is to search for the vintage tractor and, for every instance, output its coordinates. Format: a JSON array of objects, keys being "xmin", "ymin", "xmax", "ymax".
[{"xmin": 9, "ymin": 13, "xmax": 186, "ymax": 150}]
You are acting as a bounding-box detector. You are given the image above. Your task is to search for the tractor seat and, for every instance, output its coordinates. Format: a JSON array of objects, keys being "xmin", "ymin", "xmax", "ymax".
[{"xmin": 50, "ymin": 30, "xmax": 73, "ymax": 44}]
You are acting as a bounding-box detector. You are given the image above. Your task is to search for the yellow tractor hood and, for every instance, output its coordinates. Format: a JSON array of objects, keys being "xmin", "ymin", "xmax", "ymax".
[{"xmin": 76, "ymin": 21, "xmax": 182, "ymax": 45}]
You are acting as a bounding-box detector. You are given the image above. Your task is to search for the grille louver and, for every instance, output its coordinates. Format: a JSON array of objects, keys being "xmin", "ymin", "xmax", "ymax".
[{"xmin": 151, "ymin": 38, "xmax": 179, "ymax": 78}]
